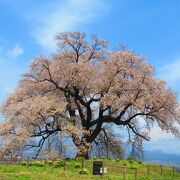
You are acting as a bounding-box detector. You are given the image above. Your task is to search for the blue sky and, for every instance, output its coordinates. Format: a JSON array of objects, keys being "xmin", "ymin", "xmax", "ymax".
[{"xmin": 0, "ymin": 0, "xmax": 180, "ymax": 154}]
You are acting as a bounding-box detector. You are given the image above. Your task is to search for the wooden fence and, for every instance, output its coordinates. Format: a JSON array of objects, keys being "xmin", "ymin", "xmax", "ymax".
[{"xmin": 0, "ymin": 159, "xmax": 180, "ymax": 179}]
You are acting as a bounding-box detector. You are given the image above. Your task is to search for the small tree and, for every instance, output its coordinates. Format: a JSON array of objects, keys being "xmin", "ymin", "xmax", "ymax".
[{"xmin": 0, "ymin": 32, "xmax": 180, "ymax": 159}]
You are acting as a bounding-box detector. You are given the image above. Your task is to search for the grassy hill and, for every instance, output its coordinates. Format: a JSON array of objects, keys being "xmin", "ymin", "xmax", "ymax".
[{"xmin": 0, "ymin": 158, "xmax": 180, "ymax": 180}]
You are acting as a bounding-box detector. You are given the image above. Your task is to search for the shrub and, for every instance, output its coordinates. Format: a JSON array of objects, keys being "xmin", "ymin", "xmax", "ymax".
[
  {"xmin": 54, "ymin": 159, "xmax": 64, "ymax": 168},
  {"xmin": 138, "ymin": 161, "xmax": 142, "ymax": 164},
  {"xmin": 74, "ymin": 163, "xmax": 81, "ymax": 169},
  {"xmin": 21, "ymin": 161, "xmax": 27, "ymax": 166},
  {"xmin": 75, "ymin": 157, "xmax": 84, "ymax": 161},
  {"xmin": 130, "ymin": 165, "xmax": 136, "ymax": 169},
  {"xmin": 127, "ymin": 157, "xmax": 135, "ymax": 164},
  {"xmin": 93, "ymin": 156, "xmax": 97, "ymax": 160},
  {"xmin": 56, "ymin": 158, "xmax": 62, "ymax": 161},
  {"xmin": 100, "ymin": 156, "xmax": 106, "ymax": 159},
  {"xmin": 79, "ymin": 168, "xmax": 89, "ymax": 174},
  {"xmin": 21, "ymin": 160, "xmax": 44, "ymax": 167},
  {"xmin": 30, "ymin": 161, "xmax": 44, "ymax": 167},
  {"xmin": 127, "ymin": 156, "xmax": 135, "ymax": 160},
  {"xmin": 48, "ymin": 160, "xmax": 53, "ymax": 165}
]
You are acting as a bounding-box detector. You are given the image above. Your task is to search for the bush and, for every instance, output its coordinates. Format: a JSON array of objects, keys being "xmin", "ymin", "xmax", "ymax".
[
  {"xmin": 21, "ymin": 160, "xmax": 44, "ymax": 167},
  {"xmin": 30, "ymin": 161, "xmax": 44, "ymax": 167},
  {"xmin": 138, "ymin": 161, "xmax": 142, "ymax": 164},
  {"xmin": 54, "ymin": 159, "xmax": 64, "ymax": 168},
  {"xmin": 127, "ymin": 157, "xmax": 135, "ymax": 164},
  {"xmin": 75, "ymin": 157, "xmax": 85, "ymax": 161},
  {"xmin": 21, "ymin": 161, "xmax": 27, "ymax": 166},
  {"xmin": 93, "ymin": 156, "xmax": 97, "ymax": 160},
  {"xmin": 74, "ymin": 163, "xmax": 81, "ymax": 169},
  {"xmin": 100, "ymin": 156, "xmax": 106, "ymax": 159},
  {"xmin": 48, "ymin": 160, "xmax": 53, "ymax": 165},
  {"xmin": 79, "ymin": 168, "xmax": 89, "ymax": 174},
  {"xmin": 130, "ymin": 165, "xmax": 136, "ymax": 169}
]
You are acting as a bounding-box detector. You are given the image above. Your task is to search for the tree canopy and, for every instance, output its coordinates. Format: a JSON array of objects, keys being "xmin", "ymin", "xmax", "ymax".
[{"xmin": 0, "ymin": 32, "xmax": 180, "ymax": 159}]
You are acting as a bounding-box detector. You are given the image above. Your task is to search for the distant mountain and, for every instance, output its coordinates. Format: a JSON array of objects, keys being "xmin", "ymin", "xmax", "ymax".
[{"xmin": 144, "ymin": 150, "xmax": 180, "ymax": 167}]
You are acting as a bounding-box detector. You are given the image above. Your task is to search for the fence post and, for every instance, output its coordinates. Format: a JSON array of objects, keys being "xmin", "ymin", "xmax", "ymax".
[
  {"xmin": 63, "ymin": 160, "xmax": 66, "ymax": 174},
  {"xmin": 135, "ymin": 168, "xmax": 137, "ymax": 180},
  {"xmin": 147, "ymin": 165, "xmax": 150, "ymax": 176},
  {"xmin": 160, "ymin": 165, "xmax": 163, "ymax": 176},
  {"xmin": 44, "ymin": 159, "xmax": 46, "ymax": 171},
  {"xmin": 27, "ymin": 156, "xmax": 30, "ymax": 167},
  {"xmin": 51, "ymin": 160, "xmax": 54, "ymax": 173},
  {"xmin": 123, "ymin": 167, "xmax": 126, "ymax": 180},
  {"xmin": 172, "ymin": 166, "xmax": 175, "ymax": 177},
  {"xmin": 81, "ymin": 160, "xmax": 84, "ymax": 171}
]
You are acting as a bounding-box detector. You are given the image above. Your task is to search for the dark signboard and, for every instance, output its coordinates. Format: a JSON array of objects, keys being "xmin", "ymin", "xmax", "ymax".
[{"xmin": 93, "ymin": 161, "xmax": 103, "ymax": 175}]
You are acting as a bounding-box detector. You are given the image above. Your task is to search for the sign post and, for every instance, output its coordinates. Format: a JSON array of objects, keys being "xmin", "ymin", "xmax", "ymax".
[{"xmin": 93, "ymin": 161, "xmax": 103, "ymax": 175}]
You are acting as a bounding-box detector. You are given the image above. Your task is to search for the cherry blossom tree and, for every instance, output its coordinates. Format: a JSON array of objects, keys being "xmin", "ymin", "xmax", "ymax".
[{"xmin": 0, "ymin": 32, "xmax": 180, "ymax": 159}]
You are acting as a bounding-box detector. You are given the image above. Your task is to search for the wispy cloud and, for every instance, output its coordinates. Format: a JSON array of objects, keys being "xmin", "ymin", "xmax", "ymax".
[
  {"xmin": 7, "ymin": 44, "xmax": 24, "ymax": 58},
  {"xmin": 158, "ymin": 59, "xmax": 180, "ymax": 88},
  {"xmin": 3, "ymin": 86, "xmax": 15, "ymax": 95},
  {"xmin": 149, "ymin": 126, "xmax": 173, "ymax": 141},
  {"xmin": 145, "ymin": 126, "xmax": 180, "ymax": 154},
  {"xmin": 32, "ymin": 0, "xmax": 110, "ymax": 50}
]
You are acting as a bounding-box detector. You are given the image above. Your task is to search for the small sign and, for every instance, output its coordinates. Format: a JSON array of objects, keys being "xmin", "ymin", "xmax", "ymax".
[
  {"xmin": 93, "ymin": 161, "xmax": 103, "ymax": 175},
  {"xmin": 100, "ymin": 167, "xmax": 107, "ymax": 174}
]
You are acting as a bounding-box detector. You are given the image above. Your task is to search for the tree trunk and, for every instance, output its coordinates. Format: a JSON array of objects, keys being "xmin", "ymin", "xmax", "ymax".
[
  {"xmin": 71, "ymin": 134, "xmax": 91, "ymax": 159},
  {"xmin": 76, "ymin": 149, "xmax": 89, "ymax": 159},
  {"xmin": 76, "ymin": 143, "xmax": 90, "ymax": 159}
]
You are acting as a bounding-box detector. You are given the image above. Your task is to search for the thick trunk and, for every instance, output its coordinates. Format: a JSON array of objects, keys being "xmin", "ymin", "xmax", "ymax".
[
  {"xmin": 72, "ymin": 121, "xmax": 102, "ymax": 159},
  {"xmin": 76, "ymin": 148, "xmax": 89, "ymax": 159},
  {"xmin": 71, "ymin": 132, "xmax": 92, "ymax": 159},
  {"xmin": 76, "ymin": 142, "xmax": 90, "ymax": 159}
]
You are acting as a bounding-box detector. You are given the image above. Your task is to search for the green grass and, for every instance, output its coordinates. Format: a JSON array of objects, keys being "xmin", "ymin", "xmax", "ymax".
[{"xmin": 0, "ymin": 159, "xmax": 179, "ymax": 179}]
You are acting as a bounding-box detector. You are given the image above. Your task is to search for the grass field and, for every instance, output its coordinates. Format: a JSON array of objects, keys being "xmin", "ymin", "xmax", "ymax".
[{"xmin": 0, "ymin": 159, "xmax": 180, "ymax": 180}]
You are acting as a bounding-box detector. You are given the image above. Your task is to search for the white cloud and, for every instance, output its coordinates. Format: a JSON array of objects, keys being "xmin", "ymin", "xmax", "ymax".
[
  {"xmin": 144, "ymin": 125, "xmax": 180, "ymax": 154},
  {"xmin": 3, "ymin": 86, "xmax": 15, "ymax": 96},
  {"xmin": 158, "ymin": 60, "xmax": 180, "ymax": 86},
  {"xmin": 33, "ymin": 0, "xmax": 109, "ymax": 50},
  {"xmin": 149, "ymin": 126, "xmax": 173, "ymax": 141},
  {"xmin": 7, "ymin": 44, "xmax": 24, "ymax": 58}
]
